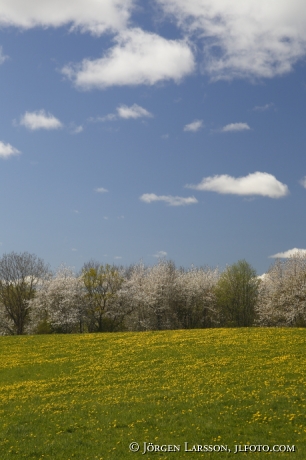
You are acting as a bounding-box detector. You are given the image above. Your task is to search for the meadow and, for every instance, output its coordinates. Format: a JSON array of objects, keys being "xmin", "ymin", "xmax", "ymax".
[{"xmin": 0, "ymin": 328, "xmax": 305, "ymax": 459}]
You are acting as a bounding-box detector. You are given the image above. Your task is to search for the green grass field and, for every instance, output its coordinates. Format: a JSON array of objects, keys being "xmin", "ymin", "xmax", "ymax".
[{"xmin": 0, "ymin": 328, "xmax": 305, "ymax": 459}]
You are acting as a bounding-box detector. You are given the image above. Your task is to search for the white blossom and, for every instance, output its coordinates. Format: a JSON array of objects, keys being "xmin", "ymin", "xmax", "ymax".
[{"xmin": 256, "ymin": 252, "xmax": 306, "ymax": 326}]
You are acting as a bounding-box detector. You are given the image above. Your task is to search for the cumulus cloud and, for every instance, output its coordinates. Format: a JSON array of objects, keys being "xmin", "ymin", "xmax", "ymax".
[
  {"xmin": 95, "ymin": 187, "xmax": 108, "ymax": 193},
  {"xmin": 19, "ymin": 110, "xmax": 63, "ymax": 130},
  {"xmin": 140, "ymin": 193, "xmax": 198, "ymax": 206},
  {"xmin": 184, "ymin": 119, "xmax": 203, "ymax": 132},
  {"xmin": 0, "ymin": 0, "xmax": 133, "ymax": 35},
  {"xmin": 62, "ymin": 28, "xmax": 195, "ymax": 89},
  {"xmin": 222, "ymin": 123, "xmax": 251, "ymax": 132},
  {"xmin": 89, "ymin": 104, "xmax": 153, "ymax": 123},
  {"xmin": 117, "ymin": 104, "xmax": 153, "ymax": 119},
  {"xmin": 3, "ymin": 1, "xmax": 306, "ymax": 83},
  {"xmin": 299, "ymin": 176, "xmax": 306, "ymax": 188},
  {"xmin": 0, "ymin": 141, "xmax": 21, "ymax": 159},
  {"xmin": 269, "ymin": 248, "xmax": 306, "ymax": 258},
  {"xmin": 153, "ymin": 251, "xmax": 168, "ymax": 258},
  {"xmin": 156, "ymin": 0, "xmax": 306, "ymax": 80},
  {"xmin": 185, "ymin": 172, "xmax": 289, "ymax": 198}
]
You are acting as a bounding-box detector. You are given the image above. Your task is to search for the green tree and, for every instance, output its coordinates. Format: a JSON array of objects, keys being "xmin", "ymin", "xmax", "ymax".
[
  {"xmin": 0, "ymin": 252, "xmax": 50, "ymax": 335},
  {"xmin": 215, "ymin": 260, "xmax": 259, "ymax": 327},
  {"xmin": 81, "ymin": 262, "xmax": 125, "ymax": 332}
]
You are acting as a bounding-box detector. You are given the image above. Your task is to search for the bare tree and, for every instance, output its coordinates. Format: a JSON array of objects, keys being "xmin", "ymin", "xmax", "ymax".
[{"xmin": 0, "ymin": 252, "xmax": 50, "ymax": 335}]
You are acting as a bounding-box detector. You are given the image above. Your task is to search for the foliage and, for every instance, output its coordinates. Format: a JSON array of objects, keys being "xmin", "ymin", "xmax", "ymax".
[
  {"xmin": 81, "ymin": 262, "xmax": 126, "ymax": 332},
  {"xmin": 214, "ymin": 260, "xmax": 259, "ymax": 327},
  {"xmin": 0, "ymin": 252, "xmax": 50, "ymax": 335},
  {"xmin": 2, "ymin": 250, "xmax": 306, "ymax": 334},
  {"xmin": 0, "ymin": 329, "xmax": 304, "ymax": 458}
]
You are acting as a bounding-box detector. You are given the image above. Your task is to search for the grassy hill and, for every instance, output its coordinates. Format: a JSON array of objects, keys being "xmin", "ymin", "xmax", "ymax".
[{"xmin": 0, "ymin": 328, "xmax": 305, "ymax": 459}]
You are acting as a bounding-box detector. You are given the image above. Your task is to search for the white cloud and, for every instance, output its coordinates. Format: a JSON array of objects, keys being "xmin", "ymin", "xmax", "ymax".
[
  {"xmin": 19, "ymin": 110, "xmax": 63, "ymax": 130},
  {"xmin": 299, "ymin": 176, "xmax": 306, "ymax": 188},
  {"xmin": 252, "ymin": 103, "xmax": 274, "ymax": 112},
  {"xmin": 95, "ymin": 187, "xmax": 108, "ymax": 193},
  {"xmin": 0, "ymin": 0, "xmax": 133, "ymax": 35},
  {"xmin": 269, "ymin": 248, "xmax": 306, "ymax": 258},
  {"xmin": 156, "ymin": 0, "xmax": 306, "ymax": 80},
  {"xmin": 222, "ymin": 123, "xmax": 250, "ymax": 132},
  {"xmin": 0, "ymin": 141, "xmax": 20, "ymax": 159},
  {"xmin": 140, "ymin": 193, "xmax": 198, "ymax": 206},
  {"xmin": 62, "ymin": 28, "xmax": 195, "ymax": 89},
  {"xmin": 153, "ymin": 251, "xmax": 168, "ymax": 258},
  {"xmin": 0, "ymin": 46, "xmax": 8, "ymax": 64},
  {"xmin": 89, "ymin": 104, "xmax": 152, "ymax": 123},
  {"xmin": 89, "ymin": 114, "xmax": 117, "ymax": 123},
  {"xmin": 117, "ymin": 104, "xmax": 153, "ymax": 119},
  {"xmin": 114, "ymin": 256, "xmax": 122, "ymax": 260},
  {"xmin": 184, "ymin": 119, "xmax": 203, "ymax": 132},
  {"xmin": 185, "ymin": 172, "xmax": 289, "ymax": 198},
  {"xmin": 71, "ymin": 125, "xmax": 83, "ymax": 134}
]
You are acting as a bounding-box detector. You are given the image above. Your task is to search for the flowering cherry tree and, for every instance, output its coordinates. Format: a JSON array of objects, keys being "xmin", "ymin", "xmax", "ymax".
[
  {"xmin": 29, "ymin": 265, "xmax": 85, "ymax": 333},
  {"xmin": 174, "ymin": 266, "xmax": 219, "ymax": 328},
  {"xmin": 119, "ymin": 262, "xmax": 149, "ymax": 331},
  {"xmin": 122, "ymin": 261, "xmax": 219, "ymax": 330},
  {"xmin": 257, "ymin": 253, "xmax": 306, "ymax": 327}
]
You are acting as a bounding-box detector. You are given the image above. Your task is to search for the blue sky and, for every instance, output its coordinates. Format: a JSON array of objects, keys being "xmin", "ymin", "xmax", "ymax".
[{"xmin": 0, "ymin": 0, "xmax": 306, "ymax": 275}]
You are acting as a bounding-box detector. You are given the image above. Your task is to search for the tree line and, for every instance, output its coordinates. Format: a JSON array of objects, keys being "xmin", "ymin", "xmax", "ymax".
[{"xmin": 0, "ymin": 251, "xmax": 305, "ymax": 335}]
